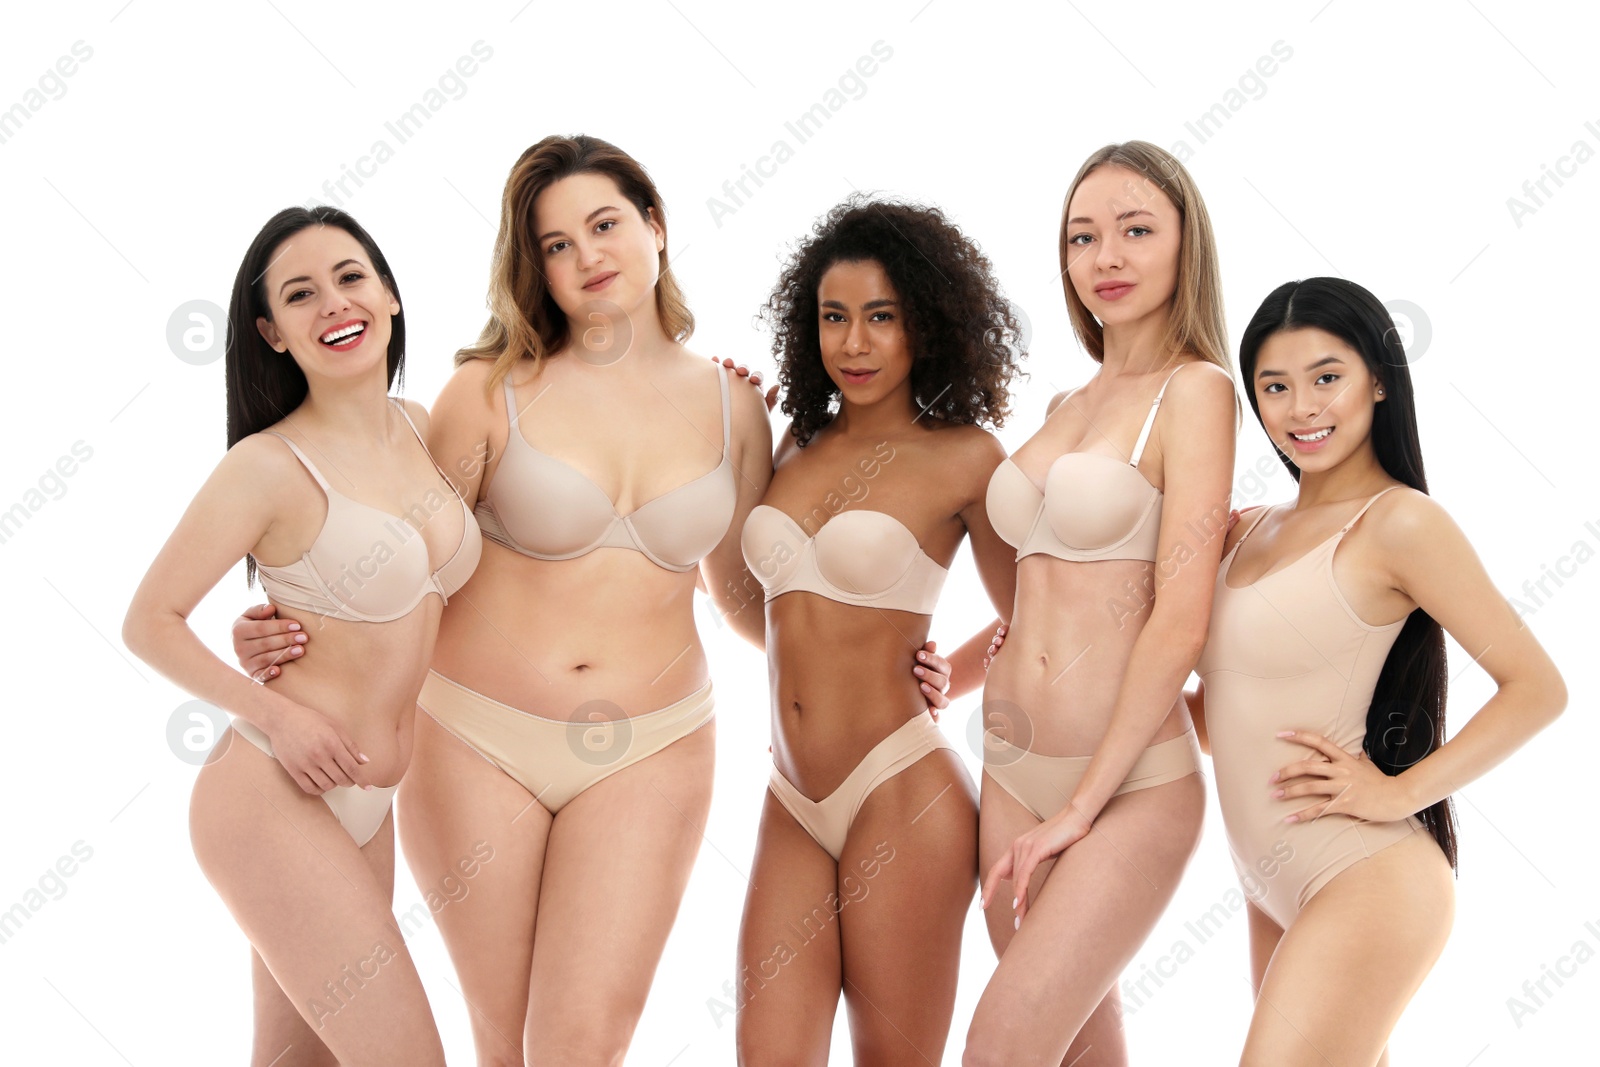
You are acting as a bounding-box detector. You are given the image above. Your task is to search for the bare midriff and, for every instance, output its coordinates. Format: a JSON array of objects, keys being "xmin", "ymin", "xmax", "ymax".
[
  {"xmin": 984, "ymin": 554, "xmax": 1189, "ymax": 759},
  {"xmin": 429, "ymin": 539, "xmax": 709, "ymax": 723},
  {"xmin": 266, "ymin": 599, "xmax": 444, "ymax": 786},
  {"xmin": 766, "ymin": 591, "xmax": 934, "ymax": 801}
]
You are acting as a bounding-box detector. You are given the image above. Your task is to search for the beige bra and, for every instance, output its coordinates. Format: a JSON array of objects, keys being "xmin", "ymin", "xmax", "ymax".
[
  {"xmin": 740, "ymin": 506, "xmax": 947, "ymax": 615},
  {"xmin": 475, "ymin": 366, "xmax": 737, "ymax": 573},
  {"xmin": 256, "ymin": 399, "xmax": 482, "ymax": 623},
  {"xmin": 987, "ymin": 364, "xmax": 1189, "ymax": 563}
]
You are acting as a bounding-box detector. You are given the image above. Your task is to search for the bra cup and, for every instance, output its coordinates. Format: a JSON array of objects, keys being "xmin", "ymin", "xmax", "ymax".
[
  {"xmin": 492, "ymin": 444, "xmax": 619, "ymax": 556},
  {"xmin": 740, "ymin": 506, "xmax": 806, "ymax": 586},
  {"xmin": 435, "ymin": 503, "xmax": 483, "ymax": 597},
  {"xmin": 812, "ymin": 510, "xmax": 918, "ymax": 597},
  {"xmin": 628, "ymin": 460, "xmax": 739, "ymax": 568},
  {"xmin": 257, "ymin": 413, "xmax": 481, "ymax": 622},
  {"xmin": 488, "ymin": 423, "xmax": 736, "ymax": 569},
  {"xmin": 270, "ymin": 493, "xmax": 453, "ymax": 620},
  {"xmin": 1042, "ymin": 454, "xmax": 1156, "ymax": 553},
  {"xmin": 985, "ymin": 459, "xmax": 1043, "ymax": 550},
  {"xmin": 740, "ymin": 505, "xmax": 946, "ymax": 613}
]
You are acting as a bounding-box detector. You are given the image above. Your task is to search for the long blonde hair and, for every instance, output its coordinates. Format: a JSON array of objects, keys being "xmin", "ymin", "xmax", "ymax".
[
  {"xmin": 1059, "ymin": 141, "xmax": 1229, "ymax": 373},
  {"xmin": 457, "ymin": 134, "xmax": 694, "ymax": 386}
]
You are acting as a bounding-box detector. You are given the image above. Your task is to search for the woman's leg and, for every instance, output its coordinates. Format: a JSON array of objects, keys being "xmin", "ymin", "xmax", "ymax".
[
  {"xmin": 964, "ymin": 772, "xmax": 1205, "ymax": 1067},
  {"xmin": 1240, "ymin": 834, "xmax": 1453, "ymax": 1067},
  {"xmin": 191, "ymin": 739, "xmax": 444, "ymax": 1067},
  {"xmin": 397, "ymin": 710, "xmax": 555, "ymax": 1067},
  {"xmin": 838, "ymin": 748, "xmax": 978, "ymax": 1066},
  {"xmin": 1244, "ymin": 901, "xmax": 1282, "ymax": 994},
  {"xmin": 523, "ymin": 719, "xmax": 716, "ymax": 1065},
  {"xmin": 247, "ymin": 808, "xmax": 399, "ymax": 1067},
  {"xmin": 736, "ymin": 788, "xmax": 846, "ymax": 1066},
  {"xmin": 974, "ymin": 773, "xmax": 1123, "ymax": 1067}
]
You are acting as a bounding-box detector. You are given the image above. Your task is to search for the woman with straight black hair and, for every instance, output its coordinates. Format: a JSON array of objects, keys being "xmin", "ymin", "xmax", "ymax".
[
  {"xmin": 1191, "ymin": 276, "xmax": 1564, "ymax": 1064},
  {"xmin": 125, "ymin": 205, "xmax": 476, "ymax": 1064}
]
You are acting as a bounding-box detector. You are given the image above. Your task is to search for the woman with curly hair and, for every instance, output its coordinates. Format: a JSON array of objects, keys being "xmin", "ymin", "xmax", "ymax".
[
  {"xmin": 734, "ymin": 194, "xmax": 1023, "ymax": 1064},
  {"xmin": 949, "ymin": 141, "xmax": 1239, "ymax": 1065}
]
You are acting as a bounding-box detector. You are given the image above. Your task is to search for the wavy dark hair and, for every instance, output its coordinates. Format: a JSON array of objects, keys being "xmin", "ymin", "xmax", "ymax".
[
  {"xmin": 1239, "ymin": 276, "xmax": 1457, "ymax": 871},
  {"xmin": 762, "ymin": 194, "xmax": 1025, "ymax": 446},
  {"xmin": 224, "ymin": 204, "xmax": 406, "ymax": 585}
]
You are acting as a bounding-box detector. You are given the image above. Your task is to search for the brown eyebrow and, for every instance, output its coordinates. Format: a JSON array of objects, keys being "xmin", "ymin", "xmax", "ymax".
[
  {"xmin": 278, "ymin": 259, "xmax": 363, "ymax": 297},
  {"xmin": 1256, "ymin": 355, "xmax": 1348, "ymax": 378},
  {"xmin": 538, "ymin": 205, "xmax": 621, "ymax": 243},
  {"xmin": 1067, "ymin": 209, "xmax": 1155, "ymax": 226},
  {"xmin": 820, "ymin": 299, "xmax": 898, "ymax": 311}
]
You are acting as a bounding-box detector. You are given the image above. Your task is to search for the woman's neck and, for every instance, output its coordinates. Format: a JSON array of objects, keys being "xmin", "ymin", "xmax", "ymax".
[
  {"xmin": 829, "ymin": 380, "xmax": 922, "ymax": 440},
  {"xmin": 293, "ymin": 364, "xmax": 401, "ymax": 443},
  {"xmin": 1100, "ymin": 309, "xmax": 1176, "ymax": 376},
  {"xmin": 1294, "ymin": 446, "xmax": 1393, "ymax": 509}
]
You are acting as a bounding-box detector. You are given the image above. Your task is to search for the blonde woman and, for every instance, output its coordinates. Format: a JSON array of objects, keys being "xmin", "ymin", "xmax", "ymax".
[{"xmin": 953, "ymin": 142, "xmax": 1238, "ymax": 1065}]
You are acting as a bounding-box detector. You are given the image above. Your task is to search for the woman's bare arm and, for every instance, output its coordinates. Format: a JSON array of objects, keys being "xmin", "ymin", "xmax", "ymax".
[{"xmin": 124, "ymin": 437, "xmax": 371, "ymax": 792}]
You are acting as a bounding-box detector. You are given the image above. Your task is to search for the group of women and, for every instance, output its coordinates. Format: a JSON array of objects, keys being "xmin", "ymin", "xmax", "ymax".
[{"xmin": 123, "ymin": 135, "xmax": 1567, "ymax": 1066}]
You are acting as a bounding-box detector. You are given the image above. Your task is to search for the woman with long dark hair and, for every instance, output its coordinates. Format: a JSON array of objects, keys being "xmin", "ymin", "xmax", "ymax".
[
  {"xmin": 1194, "ymin": 276, "xmax": 1564, "ymax": 1063},
  {"xmin": 124, "ymin": 206, "xmax": 473, "ymax": 1063},
  {"xmin": 734, "ymin": 195, "xmax": 1022, "ymax": 1063}
]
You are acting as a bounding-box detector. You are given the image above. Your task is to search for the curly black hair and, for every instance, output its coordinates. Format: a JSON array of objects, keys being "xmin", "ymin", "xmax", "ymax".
[{"xmin": 762, "ymin": 194, "xmax": 1026, "ymax": 447}]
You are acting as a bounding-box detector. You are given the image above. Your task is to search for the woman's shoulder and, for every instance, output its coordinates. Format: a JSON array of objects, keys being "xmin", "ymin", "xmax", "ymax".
[
  {"xmin": 1359, "ymin": 483, "xmax": 1450, "ymax": 542},
  {"xmin": 1164, "ymin": 359, "xmax": 1236, "ymax": 405},
  {"xmin": 925, "ymin": 420, "xmax": 1006, "ymax": 463},
  {"xmin": 220, "ymin": 426, "xmax": 316, "ymax": 504}
]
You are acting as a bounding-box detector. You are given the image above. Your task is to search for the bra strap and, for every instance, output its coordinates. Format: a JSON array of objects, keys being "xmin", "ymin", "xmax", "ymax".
[
  {"xmin": 1129, "ymin": 363, "xmax": 1188, "ymax": 468},
  {"xmin": 1340, "ymin": 485, "xmax": 1405, "ymax": 533},
  {"xmin": 503, "ymin": 374, "xmax": 522, "ymax": 429},
  {"xmin": 717, "ymin": 364, "xmax": 733, "ymax": 453},
  {"xmin": 265, "ymin": 432, "xmax": 332, "ymax": 491},
  {"xmin": 390, "ymin": 397, "xmax": 471, "ymax": 508},
  {"xmin": 390, "ymin": 396, "xmax": 428, "ymax": 450},
  {"xmin": 1232, "ymin": 503, "xmax": 1278, "ymax": 551}
]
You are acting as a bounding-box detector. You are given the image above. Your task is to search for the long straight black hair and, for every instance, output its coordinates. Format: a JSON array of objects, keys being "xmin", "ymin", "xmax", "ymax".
[
  {"xmin": 224, "ymin": 205, "xmax": 406, "ymax": 584},
  {"xmin": 1238, "ymin": 277, "xmax": 1458, "ymax": 871}
]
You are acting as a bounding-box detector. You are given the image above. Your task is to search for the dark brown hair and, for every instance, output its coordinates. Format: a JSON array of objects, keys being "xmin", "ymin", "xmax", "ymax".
[{"xmin": 224, "ymin": 205, "xmax": 406, "ymax": 586}]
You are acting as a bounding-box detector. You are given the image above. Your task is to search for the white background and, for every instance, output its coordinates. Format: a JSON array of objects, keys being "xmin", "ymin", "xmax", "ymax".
[{"xmin": 2, "ymin": 1, "xmax": 1595, "ymax": 1063}]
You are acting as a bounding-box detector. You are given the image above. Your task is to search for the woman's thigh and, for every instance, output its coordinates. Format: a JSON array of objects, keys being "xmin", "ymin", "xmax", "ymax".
[
  {"xmin": 397, "ymin": 710, "xmax": 555, "ymax": 1067},
  {"xmin": 525, "ymin": 718, "xmax": 716, "ymax": 1065},
  {"xmin": 839, "ymin": 748, "xmax": 978, "ymax": 1067},
  {"xmin": 965, "ymin": 772, "xmax": 1205, "ymax": 1067},
  {"xmin": 248, "ymin": 808, "xmax": 399, "ymax": 1067},
  {"xmin": 191, "ymin": 739, "xmax": 444, "ymax": 1066},
  {"xmin": 1242, "ymin": 833, "xmax": 1453, "ymax": 1067},
  {"xmin": 736, "ymin": 786, "xmax": 846, "ymax": 1067}
]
